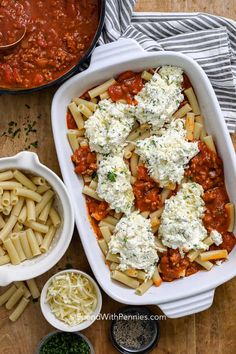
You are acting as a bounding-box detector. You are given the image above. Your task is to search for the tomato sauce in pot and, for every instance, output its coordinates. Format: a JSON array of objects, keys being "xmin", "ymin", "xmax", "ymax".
[{"xmin": 0, "ymin": 0, "xmax": 99, "ymax": 89}]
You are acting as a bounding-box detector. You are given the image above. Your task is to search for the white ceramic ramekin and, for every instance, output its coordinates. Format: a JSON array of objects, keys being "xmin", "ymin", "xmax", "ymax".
[
  {"xmin": 51, "ymin": 38, "xmax": 236, "ymax": 318},
  {"xmin": 0, "ymin": 151, "xmax": 74, "ymax": 286},
  {"xmin": 40, "ymin": 269, "xmax": 102, "ymax": 332}
]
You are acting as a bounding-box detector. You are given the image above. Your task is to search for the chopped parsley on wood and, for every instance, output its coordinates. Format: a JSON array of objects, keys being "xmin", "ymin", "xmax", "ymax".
[{"xmin": 1, "ymin": 120, "xmax": 39, "ymax": 149}]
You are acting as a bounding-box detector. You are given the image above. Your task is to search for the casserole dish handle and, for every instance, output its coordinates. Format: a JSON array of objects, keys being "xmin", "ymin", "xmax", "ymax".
[
  {"xmin": 89, "ymin": 38, "xmax": 150, "ymax": 70},
  {"xmin": 158, "ymin": 288, "xmax": 215, "ymax": 318},
  {"xmin": 0, "ymin": 150, "xmax": 40, "ymax": 169}
]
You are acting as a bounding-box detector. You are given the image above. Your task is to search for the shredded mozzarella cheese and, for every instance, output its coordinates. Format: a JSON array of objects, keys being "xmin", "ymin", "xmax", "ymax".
[{"xmin": 46, "ymin": 272, "xmax": 98, "ymax": 326}]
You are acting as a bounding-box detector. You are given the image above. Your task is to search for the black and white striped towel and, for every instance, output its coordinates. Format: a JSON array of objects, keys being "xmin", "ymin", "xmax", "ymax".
[{"xmin": 99, "ymin": 0, "xmax": 236, "ymax": 133}]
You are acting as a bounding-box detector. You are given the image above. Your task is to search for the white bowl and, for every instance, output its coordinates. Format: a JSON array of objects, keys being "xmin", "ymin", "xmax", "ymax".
[
  {"xmin": 0, "ymin": 151, "xmax": 74, "ymax": 286},
  {"xmin": 51, "ymin": 38, "xmax": 236, "ymax": 318},
  {"xmin": 40, "ymin": 269, "xmax": 102, "ymax": 332}
]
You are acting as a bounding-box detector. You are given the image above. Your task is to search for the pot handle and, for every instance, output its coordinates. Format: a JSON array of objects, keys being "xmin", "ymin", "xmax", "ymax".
[
  {"xmin": 158, "ymin": 289, "xmax": 215, "ymax": 318},
  {"xmin": 89, "ymin": 38, "xmax": 149, "ymax": 70}
]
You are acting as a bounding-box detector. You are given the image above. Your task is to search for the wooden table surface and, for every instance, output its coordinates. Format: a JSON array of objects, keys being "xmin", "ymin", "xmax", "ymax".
[{"xmin": 0, "ymin": 1, "xmax": 236, "ymax": 353}]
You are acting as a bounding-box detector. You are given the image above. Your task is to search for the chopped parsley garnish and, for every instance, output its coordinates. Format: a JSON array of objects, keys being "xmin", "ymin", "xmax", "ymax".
[
  {"xmin": 107, "ymin": 171, "xmax": 117, "ymax": 182},
  {"xmin": 1, "ymin": 120, "xmax": 38, "ymax": 150},
  {"xmin": 39, "ymin": 332, "xmax": 90, "ymax": 354},
  {"xmin": 9, "ymin": 121, "xmax": 17, "ymax": 127},
  {"xmin": 151, "ymin": 140, "xmax": 156, "ymax": 146},
  {"xmin": 1, "ymin": 122, "xmax": 21, "ymax": 138},
  {"xmin": 92, "ymin": 171, "xmax": 98, "ymax": 181},
  {"xmin": 12, "ymin": 128, "xmax": 21, "ymax": 138},
  {"xmin": 24, "ymin": 121, "xmax": 37, "ymax": 135},
  {"xmin": 30, "ymin": 141, "xmax": 38, "ymax": 148}
]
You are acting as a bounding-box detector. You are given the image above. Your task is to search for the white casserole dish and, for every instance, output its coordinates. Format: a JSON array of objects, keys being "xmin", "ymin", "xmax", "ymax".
[
  {"xmin": 51, "ymin": 38, "xmax": 236, "ymax": 318},
  {"xmin": 0, "ymin": 151, "xmax": 74, "ymax": 286}
]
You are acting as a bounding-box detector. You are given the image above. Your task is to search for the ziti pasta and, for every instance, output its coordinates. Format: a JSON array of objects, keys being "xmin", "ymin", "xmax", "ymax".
[
  {"xmin": 66, "ymin": 66, "xmax": 235, "ymax": 295},
  {"xmin": 0, "ymin": 278, "xmax": 40, "ymax": 322},
  {"xmin": 0, "ymin": 170, "xmax": 61, "ymax": 265}
]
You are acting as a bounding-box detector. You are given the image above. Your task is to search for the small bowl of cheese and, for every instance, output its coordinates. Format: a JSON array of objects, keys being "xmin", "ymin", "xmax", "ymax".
[{"xmin": 40, "ymin": 269, "xmax": 102, "ymax": 332}]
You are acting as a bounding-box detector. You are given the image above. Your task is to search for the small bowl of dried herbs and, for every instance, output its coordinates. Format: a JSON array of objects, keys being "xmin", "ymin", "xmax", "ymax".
[{"xmin": 36, "ymin": 331, "xmax": 94, "ymax": 354}]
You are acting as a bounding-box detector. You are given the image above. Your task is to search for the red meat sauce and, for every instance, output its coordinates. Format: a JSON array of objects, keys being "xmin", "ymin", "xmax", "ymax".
[
  {"xmin": 185, "ymin": 141, "xmax": 224, "ymax": 191},
  {"xmin": 132, "ymin": 166, "xmax": 163, "ymax": 212},
  {"xmin": 86, "ymin": 198, "xmax": 110, "ymax": 239},
  {"xmin": 108, "ymin": 71, "xmax": 144, "ymax": 104},
  {"xmin": 86, "ymin": 197, "xmax": 109, "ymax": 223},
  {"xmin": 67, "ymin": 111, "xmax": 77, "ymax": 130},
  {"xmin": 71, "ymin": 146, "xmax": 97, "ymax": 176},
  {"xmin": 160, "ymin": 249, "xmax": 201, "ymax": 282},
  {"xmin": 0, "ymin": 0, "xmax": 99, "ymax": 89}
]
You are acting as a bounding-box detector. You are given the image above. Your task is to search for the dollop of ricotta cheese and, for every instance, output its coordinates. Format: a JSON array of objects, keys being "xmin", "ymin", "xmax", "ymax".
[
  {"xmin": 85, "ymin": 99, "xmax": 135, "ymax": 154},
  {"xmin": 108, "ymin": 212, "xmax": 158, "ymax": 278},
  {"xmin": 159, "ymin": 65, "xmax": 184, "ymax": 84},
  {"xmin": 129, "ymin": 66, "xmax": 184, "ymax": 129},
  {"xmin": 159, "ymin": 182, "xmax": 209, "ymax": 254},
  {"xmin": 96, "ymin": 154, "xmax": 134, "ymax": 214},
  {"xmin": 135, "ymin": 119, "xmax": 199, "ymax": 188},
  {"xmin": 210, "ymin": 230, "xmax": 223, "ymax": 246}
]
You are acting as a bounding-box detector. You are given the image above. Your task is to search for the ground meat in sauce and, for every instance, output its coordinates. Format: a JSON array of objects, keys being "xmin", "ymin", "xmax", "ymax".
[
  {"xmin": 132, "ymin": 166, "xmax": 163, "ymax": 212},
  {"xmin": 203, "ymin": 186, "xmax": 229, "ymax": 233},
  {"xmin": 160, "ymin": 249, "xmax": 194, "ymax": 282},
  {"xmin": 185, "ymin": 141, "xmax": 224, "ymax": 191},
  {"xmin": 86, "ymin": 197, "xmax": 109, "ymax": 221},
  {"xmin": 66, "ymin": 111, "xmax": 77, "ymax": 129},
  {"xmin": 71, "ymin": 146, "xmax": 97, "ymax": 176},
  {"xmin": 108, "ymin": 71, "xmax": 144, "ymax": 105},
  {"xmin": 0, "ymin": 0, "xmax": 99, "ymax": 88}
]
